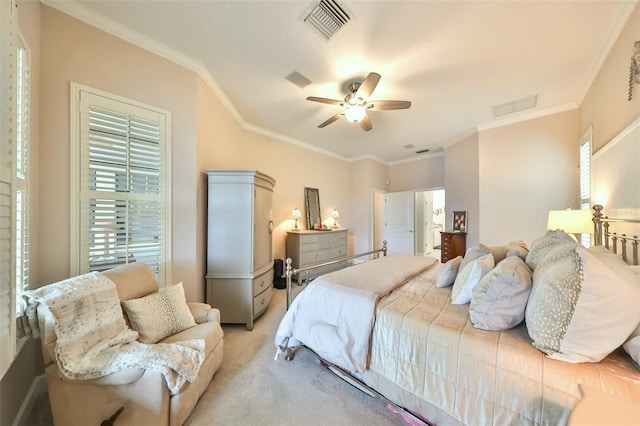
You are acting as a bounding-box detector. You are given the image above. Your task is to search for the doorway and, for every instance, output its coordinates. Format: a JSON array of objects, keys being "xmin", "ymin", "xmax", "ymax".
[{"xmin": 373, "ymin": 189, "xmax": 445, "ymax": 257}]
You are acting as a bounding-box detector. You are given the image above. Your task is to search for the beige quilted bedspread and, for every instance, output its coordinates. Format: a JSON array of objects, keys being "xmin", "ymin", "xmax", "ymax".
[{"xmin": 368, "ymin": 264, "xmax": 640, "ymax": 425}]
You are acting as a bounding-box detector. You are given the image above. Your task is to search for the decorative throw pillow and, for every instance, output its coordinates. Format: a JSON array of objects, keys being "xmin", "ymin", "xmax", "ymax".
[
  {"xmin": 122, "ymin": 282, "xmax": 196, "ymax": 344},
  {"xmin": 435, "ymin": 256, "xmax": 463, "ymax": 288},
  {"xmin": 451, "ymin": 253, "xmax": 494, "ymax": 305},
  {"xmin": 525, "ymin": 244, "xmax": 640, "ymax": 363},
  {"xmin": 459, "ymin": 244, "xmax": 492, "ymax": 271},
  {"xmin": 525, "ymin": 230, "xmax": 576, "ymax": 270},
  {"xmin": 506, "ymin": 240, "xmax": 529, "ymax": 261},
  {"xmin": 469, "ymin": 256, "xmax": 532, "ymax": 330}
]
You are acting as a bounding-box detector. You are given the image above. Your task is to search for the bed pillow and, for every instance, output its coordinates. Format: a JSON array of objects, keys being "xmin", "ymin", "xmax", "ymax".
[
  {"xmin": 435, "ymin": 256, "xmax": 463, "ymax": 288},
  {"xmin": 451, "ymin": 253, "xmax": 494, "ymax": 305},
  {"xmin": 623, "ymin": 326, "xmax": 640, "ymax": 369},
  {"xmin": 525, "ymin": 244, "xmax": 640, "ymax": 363},
  {"xmin": 459, "ymin": 244, "xmax": 491, "ymax": 271},
  {"xmin": 122, "ymin": 282, "xmax": 196, "ymax": 344},
  {"xmin": 469, "ymin": 256, "xmax": 533, "ymax": 331},
  {"xmin": 506, "ymin": 240, "xmax": 529, "ymax": 261},
  {"xmin": 525, "ymin": 230, "xmax": 576, "ymax": 270}
]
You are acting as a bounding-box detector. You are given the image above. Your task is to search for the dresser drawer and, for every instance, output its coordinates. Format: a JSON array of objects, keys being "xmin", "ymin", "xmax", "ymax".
[
  {"xmin": 252, "ymin": 268, "xmax": 274, "ymax": 297},
  {"xmin": 330, "ymin": 246, "xmax": 347, "ymax": 259},
  {"xmin": 253, "ymin": 285, "xmax": 272, "ymax": 317},
  {"xmin": 302, "ymin": 242, "xmax": 319, "ymax": 252},
  {"xmin": 301, "ymin": 249, "xmax": 331, "ymax": 265},
  {"xmin": 300, "ymin": 234, "xmax": 320, "ymax": 244}
]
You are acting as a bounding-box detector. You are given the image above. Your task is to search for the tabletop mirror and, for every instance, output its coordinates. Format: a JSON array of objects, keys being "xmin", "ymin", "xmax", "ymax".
[{"xmin": 304, "ymin": 187, "xmax": 321, "ymax": 229}]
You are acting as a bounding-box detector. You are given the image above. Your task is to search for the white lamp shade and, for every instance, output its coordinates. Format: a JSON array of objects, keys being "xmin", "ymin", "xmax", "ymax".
[
  {"xmin": 291, "ymin": 208, "xmax": 302, "ymax": 219},
  {"xmin": 331, "ymin": 209, "xmax": 340, "ymax": 219},
  {"xmin": 547, "ymin": 209, "xmax": 593, "ymax": 234}
]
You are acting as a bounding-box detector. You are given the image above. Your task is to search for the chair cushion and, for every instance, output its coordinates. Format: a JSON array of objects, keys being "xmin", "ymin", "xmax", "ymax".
[
  {"xmin": 103, "ymin": 263, "xmax": 159, "ymax": 301},
  {"xmin": 161, "ymin": 321, "xmax": 224, "ymax": 359}
]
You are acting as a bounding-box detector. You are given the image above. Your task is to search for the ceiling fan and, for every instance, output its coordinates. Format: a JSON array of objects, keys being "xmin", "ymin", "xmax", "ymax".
[{"xmin": 307, "ymin": 72, "xmax": 411, "ymax": 131}]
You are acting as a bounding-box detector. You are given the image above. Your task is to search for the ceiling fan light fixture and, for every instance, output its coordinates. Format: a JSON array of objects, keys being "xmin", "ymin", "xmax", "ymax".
[{"xmin": 345, "ymin": 105, "xmax": 366, "ymax": 123}]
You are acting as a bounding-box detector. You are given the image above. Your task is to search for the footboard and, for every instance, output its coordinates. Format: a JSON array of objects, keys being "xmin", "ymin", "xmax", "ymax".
[{"xmin": 284, "ymin": 241, "xmax": 388, "ymax": 309}]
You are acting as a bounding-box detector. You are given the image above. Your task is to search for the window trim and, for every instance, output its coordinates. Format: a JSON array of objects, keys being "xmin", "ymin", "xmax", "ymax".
[
  {"xmin": 579, "ymin": 125, "xmax": 592, "ymax": 247},
  {"xmin": 70, "ymin": 82, "xmax": 172, "ymax": 285}
]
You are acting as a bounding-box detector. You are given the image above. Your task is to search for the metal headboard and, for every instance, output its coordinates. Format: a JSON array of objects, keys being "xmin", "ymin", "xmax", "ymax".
[{"xmin": 592, "ymin": 204, "xmax": 640, "ymax": 265}]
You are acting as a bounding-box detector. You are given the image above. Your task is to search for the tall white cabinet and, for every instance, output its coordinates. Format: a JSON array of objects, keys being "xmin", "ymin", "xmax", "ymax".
[{"xmin": 206, "ymin": 169, "xmax": 275, "ymax": 330}]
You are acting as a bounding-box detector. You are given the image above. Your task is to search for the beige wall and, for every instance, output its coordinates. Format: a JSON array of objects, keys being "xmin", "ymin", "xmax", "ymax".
[
  {"xmin": 478, "ymin": 109, "xmax": 580, "ymax": 246},
  {"xmin": 444, "ymin": 132, "xmax": 480, "ymax": 246},
  {"xmin": 388, "ymin": 154, "xmax": 445, "ymax": 192},
  {"xmin": 348, "ymin": 158, "xmax": 388, "ymax": 254},
  {"xmin": 580, "ymin": 2, "xmax": 640, "ymax": 152},
  {"xmin": 39, "ymin": 6, "xmax": 200, "ymax": 295}
]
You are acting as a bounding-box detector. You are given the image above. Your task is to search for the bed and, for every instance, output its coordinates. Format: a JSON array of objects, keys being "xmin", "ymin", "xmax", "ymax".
[{"xmin": 274, "ymin": 205, "xmax": 640, "ymax": 425}]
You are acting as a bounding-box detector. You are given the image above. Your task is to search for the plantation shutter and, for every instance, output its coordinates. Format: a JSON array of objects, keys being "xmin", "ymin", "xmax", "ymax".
[
  {"xmin": 579, "ymin": 126, "xmax": 592, "ymax": 247},
  {"xmin": 0, "ymin": 0, "xmax": 16, "ymax": 379},
  {"xmin": 74, "ymin": 88, "xmax": 170, "ymax": 283}
]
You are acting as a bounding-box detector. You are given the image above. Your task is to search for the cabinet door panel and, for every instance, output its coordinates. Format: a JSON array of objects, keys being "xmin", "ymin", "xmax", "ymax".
[{"xmin": 253, "ymin": 186, "xmax": 273, "ymax": 271}]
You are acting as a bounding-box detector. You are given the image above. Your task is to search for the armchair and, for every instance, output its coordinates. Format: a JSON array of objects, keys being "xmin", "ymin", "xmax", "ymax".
[{"xmin": 34, "ymin": 263, "xmax": 224, "ymax": 426}]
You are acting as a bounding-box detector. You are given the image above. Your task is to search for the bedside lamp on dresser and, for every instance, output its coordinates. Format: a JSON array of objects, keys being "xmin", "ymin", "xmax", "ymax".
[{"xmin": 440, "ymin": 231, "xmax": 466, "ymax": 263}]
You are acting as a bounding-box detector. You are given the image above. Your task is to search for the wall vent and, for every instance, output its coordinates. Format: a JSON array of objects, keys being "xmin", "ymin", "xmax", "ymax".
[
  {"xmin": 492, "ymin": 95, "xmax": 538, "ymax": 117},
  {"xmin": 286, "ymin": 71, "xmax": 313, "ymax": 89},
  {"xmin": 303, "ymin": 0, "xmax": 351, "ymax": 40}
]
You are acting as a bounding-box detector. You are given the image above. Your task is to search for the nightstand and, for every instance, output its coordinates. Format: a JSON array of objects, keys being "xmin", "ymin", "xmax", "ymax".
[{"xmin": 440, "ymin": 231, "xmax": 466, "ymax": 263}]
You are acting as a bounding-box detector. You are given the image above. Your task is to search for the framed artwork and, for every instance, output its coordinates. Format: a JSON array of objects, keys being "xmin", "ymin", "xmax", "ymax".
[{"xmin": 453, "ymin": 211, "xmax": 467, "ymax": 232}]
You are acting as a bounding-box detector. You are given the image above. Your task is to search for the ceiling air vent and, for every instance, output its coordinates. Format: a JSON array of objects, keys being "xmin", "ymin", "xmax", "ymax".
[
  {"xmin": 303, "ymin": 0, "xmax": 351, "ymax": 40},
  {"xmin": 492, "ymin": 95, "xmax": 538, "ymax": 117}
]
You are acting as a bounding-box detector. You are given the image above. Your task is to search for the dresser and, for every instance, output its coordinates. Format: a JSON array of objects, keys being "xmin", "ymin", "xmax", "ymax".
[
  {"xmin": 206, "ymin": 169, "xmax": 275, "ymax": 331},
  {"xmin": 440, "ymin": 231, "xmax": 467, "ymax": 263},
  {"xmin": 286, "ymin": 229, "xmax": 348, "ymax": 284}
]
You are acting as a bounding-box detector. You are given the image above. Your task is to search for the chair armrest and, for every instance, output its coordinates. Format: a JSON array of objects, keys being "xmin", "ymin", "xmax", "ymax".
[{"xmin": 187, "ymin": 302, "xmax": 220, "ymax": 324}]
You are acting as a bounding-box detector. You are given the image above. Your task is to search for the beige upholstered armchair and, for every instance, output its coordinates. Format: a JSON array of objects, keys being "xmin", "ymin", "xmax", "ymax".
[{"xmin": 31, "ymin": 263, "xmax": 224, "ymax": 426}]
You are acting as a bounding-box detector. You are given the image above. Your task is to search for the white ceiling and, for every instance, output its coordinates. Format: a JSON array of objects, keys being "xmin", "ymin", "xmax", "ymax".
[{"xmin": 48, "ymin": 0, "xmax": 637, "ymax": 163}]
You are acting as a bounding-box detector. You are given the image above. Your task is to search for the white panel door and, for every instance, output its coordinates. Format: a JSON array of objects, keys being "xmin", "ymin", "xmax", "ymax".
[{"xmin": 383, "ymin": 191, "xmax": 415, "ymax": 255}]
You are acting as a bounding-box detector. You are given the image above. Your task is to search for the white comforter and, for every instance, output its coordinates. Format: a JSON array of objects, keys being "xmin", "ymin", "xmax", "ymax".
[{"xmin": 275, "ymin": 255, "xmax": 437, "ymax": 372}]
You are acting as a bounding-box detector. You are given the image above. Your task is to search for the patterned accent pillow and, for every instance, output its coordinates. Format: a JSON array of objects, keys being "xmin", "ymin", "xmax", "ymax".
[
  {"xmin": 470, "ymin": 256, "xmax": 532, "ymax": 331},
  {"xmin": 525, "ymin": 230, "xmax": 576, "ymax": 270},
  {"xmin": 122, "ymin": 282, "xmax": 196, "ymax": 344},
  {"xmin": 435, "ymin": 256, "xmax": 463, "ymax": 288},
  {"xmin": 451, "ymin": 253, "xmax": 494, "ymax": 305},
  {"xmin": 525, "ymin": 244, "xmax": 640, "ymax": 363}
]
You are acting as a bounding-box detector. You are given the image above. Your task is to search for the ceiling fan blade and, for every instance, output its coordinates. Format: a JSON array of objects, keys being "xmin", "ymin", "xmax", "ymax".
[
  {"xmin": 318, "ymin": 112, "xmax": 344, "ymax": 128},
  {"xmin": 368, "ymin": 100, "xmax": 412, "ymax": 111},
  {"xmin": 355, "ymin": 72, "xmax": 381, "ymax": 99},
  {"xmin": 307, "ymin": 96, "xmax": 343, "ymax": 106},
  {"xmin": 358, "ymin": 114, "xmax": 372, "ymax": 131}
]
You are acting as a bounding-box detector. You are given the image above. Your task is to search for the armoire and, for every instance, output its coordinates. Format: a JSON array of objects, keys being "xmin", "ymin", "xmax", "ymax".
[{"xmin": 205, "ymin": 169, "xmax": 275, "ymax": 330}]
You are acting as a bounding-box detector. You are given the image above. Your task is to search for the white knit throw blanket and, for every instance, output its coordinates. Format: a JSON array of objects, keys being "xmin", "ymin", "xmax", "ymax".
[{"xmin": 24, "ymin": 272, "xmax": 204, "ymax": 395}]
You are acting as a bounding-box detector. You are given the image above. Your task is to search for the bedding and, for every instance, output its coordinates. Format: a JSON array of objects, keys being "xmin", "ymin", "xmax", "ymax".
[
  {"xmin": 275, "ymin": 224, "xmax": 640, "ymax": 425},
  {"xmin": 275, "ymin": 255, "xmax": 437, "ymax": 372}
]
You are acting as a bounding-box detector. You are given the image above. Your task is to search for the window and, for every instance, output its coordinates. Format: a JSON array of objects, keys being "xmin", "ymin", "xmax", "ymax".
[
  {"xmin": 15, "ymin": 39, "xmax": 30, "ymax": 317},
  {"xmin": 579, "ymin": 126, "xmax": 592, "ymax": 247},
  {"xmin": 71, "ymin": 84, "xmax": 172, "ymax": 285},
  {"xmin": 1, "ymin": 0, "xmax": 30, "ymax": 378}
]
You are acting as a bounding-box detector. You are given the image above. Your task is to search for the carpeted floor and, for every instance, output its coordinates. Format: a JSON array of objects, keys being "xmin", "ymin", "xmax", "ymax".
[{"xmin": 184, "ymin": 287, "xmax": 407, "ymax": 425}]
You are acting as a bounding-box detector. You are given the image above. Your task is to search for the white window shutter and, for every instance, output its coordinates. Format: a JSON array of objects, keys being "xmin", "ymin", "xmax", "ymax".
[{"xmin": 72, "ymin": 86, "xmax": 171, "ymax": 285}]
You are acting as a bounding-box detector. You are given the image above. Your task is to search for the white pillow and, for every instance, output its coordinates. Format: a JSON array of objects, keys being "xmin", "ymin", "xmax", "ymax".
[
  {"xmin": 451, "ymin": 253, "xmax": 494, "ymax": 305},
  {"xmin": 470, "ymin": 256, "xmax": 532, "ymax": 331},
  {"xmin": 435, "ymin": 256, "xmax": 463, "ymax": 288},
  {"xmin": 526, "ymin": 244, "xmax": 640, "ymax": 363},
  {"xmin": 122, "ymin": 282, "xmax": 196, "ymax": 343}
]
